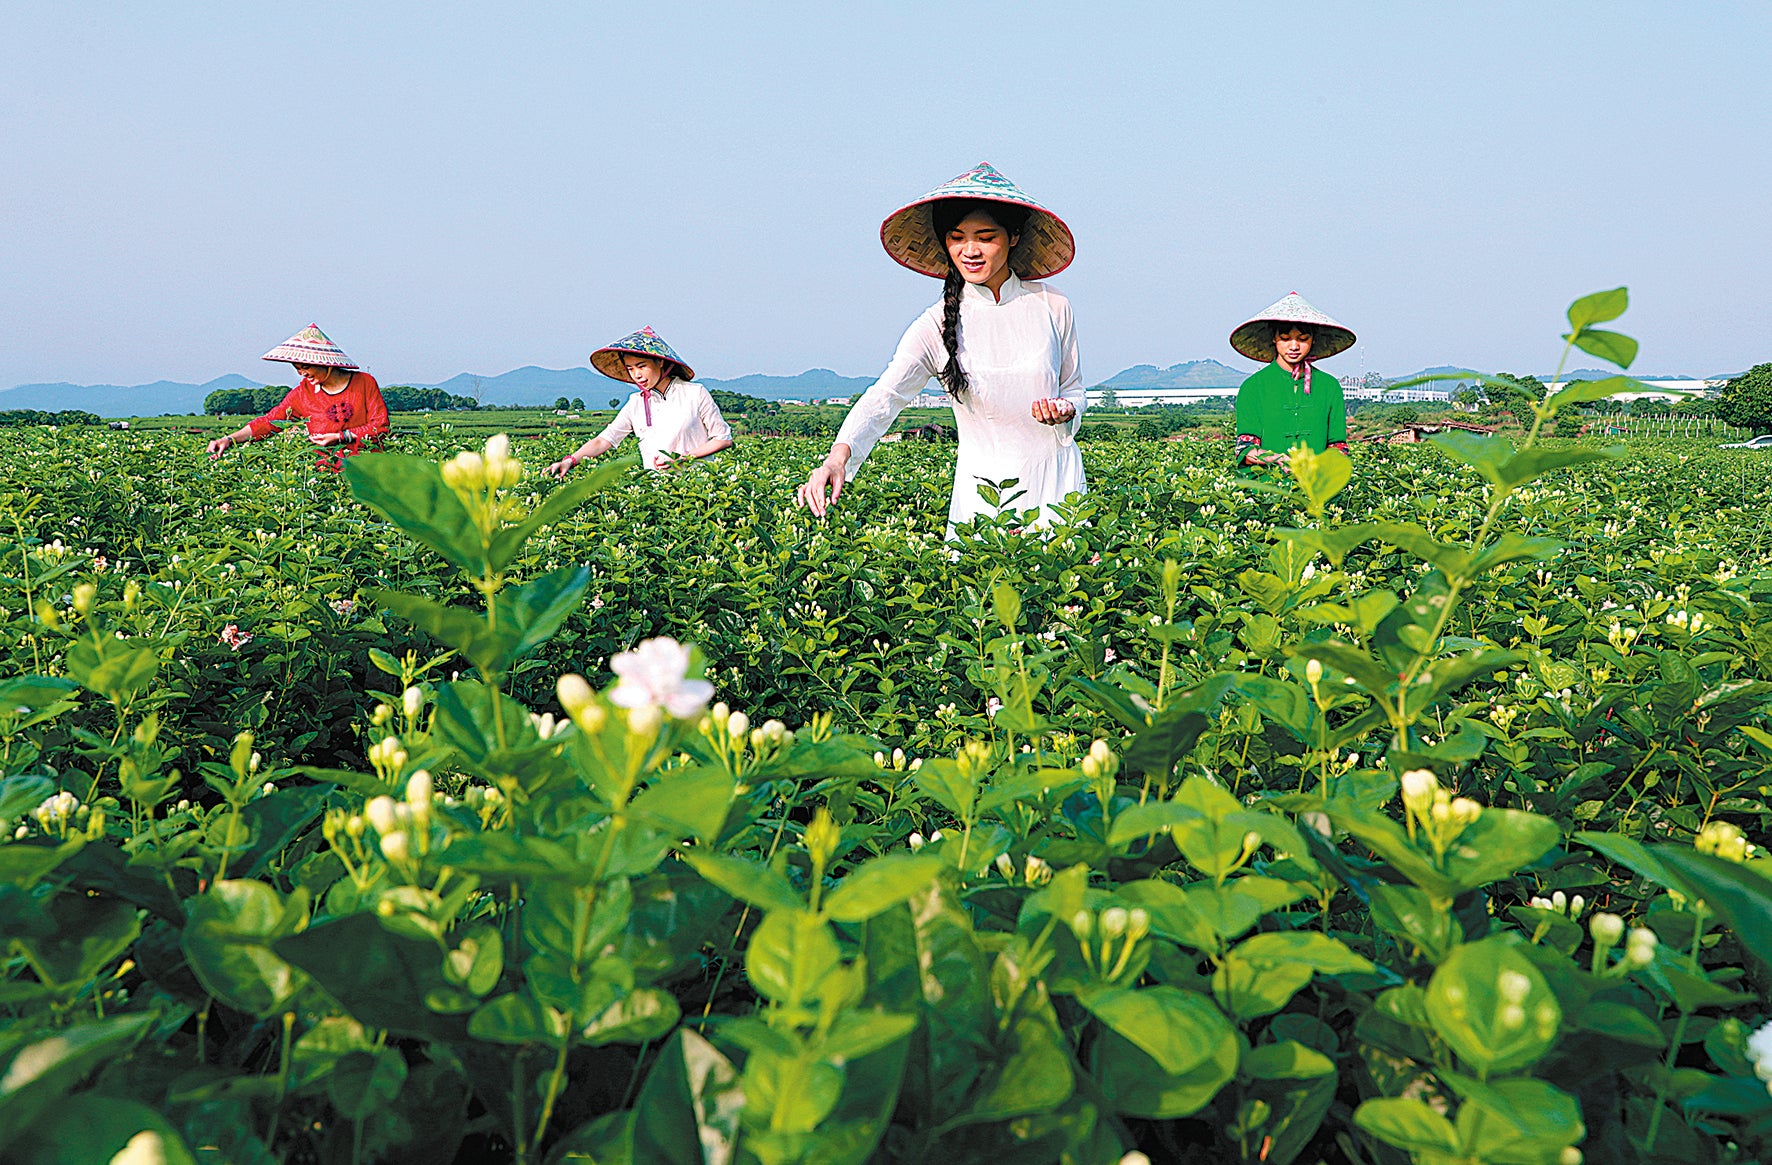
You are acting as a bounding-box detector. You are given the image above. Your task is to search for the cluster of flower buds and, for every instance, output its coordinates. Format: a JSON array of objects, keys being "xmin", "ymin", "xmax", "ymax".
[
  {"xmin": 1747, "ymin": 1019, "xmax": 1772, "ymax": 1098},
  {"xmin": 555, "ymin": 673, "xmax": 606, "ymax": 734},
  {"xmin": 873, "ymin": 747, "xmax": 908, "ymax": 771},
  {"xmin": 1069, "ymin": 904, "xmax": 1151, "ymax": 982},
  {"xmin": 1399, "ymin": 769, "xmax": 1482, "ymax": 855},
  {"xmin": 365, "ymin": 770, "xmax": 435, "ymax": 864},
  {"xmin": 1607, "ymin": 621, "xmax": 1641, "ymax": 654},
  {"xmin": 1492, "ymin": 969, "xmax": 1558, "ymax": 1038},
  {"xmin": 993, "ymin": 851, "xmax": 1054, "ymax": 886},
  {"xmin": 1695, "ymin": 820, "xmax": 1756, "ymax": 863},
  {"xmin": 441, "ymin": 434, "xmax": 525, "ymax": 493},
  {"xmin": 908, "ymin": 829, "xmax": 943, "ymax": 851},
  {"xmin": 1079, "ymin": 740, "xmax": 1119, "ymax": 782},
  {"xmin": 1528, "ymin": 890, "xmax": 1586, "ymax": 918},
  {"xmin": 1664, "ymin": 608, "xmax": 1707, "ymax": 634},
  {"xmin": 1587, "ymin": 911, "xmax": 1658, "ymax": 974},
  {"xmin": 803, "ymin": 807, "xmax": 842, "ymax": 873},
  {"xmin": 528, "ymin": 711, "xmax": 570, "ymax": 740},
  {"xmin": 1489, "ymin": 703, "xmax": 1519, "ymax": 732},
  {"xmin": 367, "ymin": 735, "xmax": 409, "ymax": 780},
  {"xmin": 25, "ymin": 791, "xmax": 102, "ymax": 839}
]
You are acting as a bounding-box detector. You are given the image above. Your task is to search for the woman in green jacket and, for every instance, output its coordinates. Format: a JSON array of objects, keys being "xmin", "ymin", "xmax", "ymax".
[{"xmin": 1230, "ymin": 293, "xmax": 1356, "ymax": 471}]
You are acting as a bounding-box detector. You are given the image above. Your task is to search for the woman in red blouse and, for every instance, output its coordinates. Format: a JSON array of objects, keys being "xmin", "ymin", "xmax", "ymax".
[{"xmin": 207, "ymin": 324, "xmax": 389, "ymax": 471}]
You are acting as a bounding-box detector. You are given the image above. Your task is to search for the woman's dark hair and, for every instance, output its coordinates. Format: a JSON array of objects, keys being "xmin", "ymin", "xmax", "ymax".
[
  {"xmin": 1271, "ymin": 322, "xmax": 1316, "ymax": 342},
  {"xmin": 929, "ymin": 199, "xmax": 1029, "ymax": 401}
]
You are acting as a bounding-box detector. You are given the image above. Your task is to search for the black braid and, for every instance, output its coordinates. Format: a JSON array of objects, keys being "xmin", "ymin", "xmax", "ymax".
[{"xmin": 939, "ymin": 267, "xmax": 969, "ymax": 401}]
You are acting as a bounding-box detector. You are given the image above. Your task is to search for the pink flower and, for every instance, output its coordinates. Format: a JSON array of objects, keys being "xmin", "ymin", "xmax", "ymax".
[
  {"xmin": 1089, "ymin": 553, "xmax": 1102, "ymax": 565},
  {"xmin": 608, "ymin": 637, "xmax": 714, "ymax": 718},
  {"xmin": 1104, "ymin": 648, "xmax": 1118, "ymax": 663},
  {"xmin": 220, "ymin": 623, "xmax": 253, "ymax": 651},
  {"xmin": 329, "ymin": 598, "xmax": 356, "ymax": 617},
  {"xmin": 219, "ymin": 503, "xmax": 231, "ymax": 513},
  {"xmin": 93, "ymin": 555, "xmax": 108, "ymax": 572},
  {"xmin": 986, "ymin": 697, "xmax": 1002, "ymax": 720},
  {"xmin": 590, "ymin": 597, "xmax": 605, "ymax": 610}
]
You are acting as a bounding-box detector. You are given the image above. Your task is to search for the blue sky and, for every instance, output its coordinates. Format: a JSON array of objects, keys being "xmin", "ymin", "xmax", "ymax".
[{"xmin": 3, "ymin": 1, "xmax": 1767, "ymax": 389}]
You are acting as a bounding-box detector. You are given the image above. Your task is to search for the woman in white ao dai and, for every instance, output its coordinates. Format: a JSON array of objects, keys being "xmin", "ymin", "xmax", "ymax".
[{"xmin": 798, "ymin": 162, "xmax": 1086, "ymax": 530}]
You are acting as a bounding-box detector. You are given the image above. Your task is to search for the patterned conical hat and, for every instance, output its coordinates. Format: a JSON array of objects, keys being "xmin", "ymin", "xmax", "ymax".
[
  {"xmin": 261, "ymin": 324, "xmax": 358, "ymax": 369},
  {"xmin": 590, "ymin": 326, "xmax": 695, "ymax": 383},
  {"xmin": 880, "ymin": 162, "xmax": 1075, "ymax": 281},
  {"xmin": 1230, "ymin": 293, "xmax": 1357, "ymax": 362}
]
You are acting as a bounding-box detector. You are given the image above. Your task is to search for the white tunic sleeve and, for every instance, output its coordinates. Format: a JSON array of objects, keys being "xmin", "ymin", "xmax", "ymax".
[
  {"xmin": 596, "ymin": 397, "xmax": 637, "ymax": 448},
  {"xmin": 1048, "ymin": 288, "xmax": 1085, "ymax": 444},
  {"xmin": 695, "ymin": 386, "xmax": 734, "ymax": 443},
  {"xmin": 832, "ymin": 310, "xmax": 942, "ymax": 476}
]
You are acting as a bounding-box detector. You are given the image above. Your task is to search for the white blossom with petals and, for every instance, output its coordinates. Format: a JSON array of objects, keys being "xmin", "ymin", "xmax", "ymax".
[{"xmin": 608, "ymin": 637, "xmax": 714, "ymax": 719}]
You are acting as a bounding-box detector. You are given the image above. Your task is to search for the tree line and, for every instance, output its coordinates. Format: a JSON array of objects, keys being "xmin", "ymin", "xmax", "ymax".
[{"xmin": 203, "ymin": 385, "xmax": 481, "ymax": 415}]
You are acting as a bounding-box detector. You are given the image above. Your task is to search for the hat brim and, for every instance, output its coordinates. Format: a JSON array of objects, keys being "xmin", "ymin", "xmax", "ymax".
[
  {"xmin": 880, "ymin": 195, "xmax": 1075, "ymax": 281},
  {"xmin": 590, "ymin": 347, "xmax": 694, "ymax": 384},
  {"xmin": 1230, "ymin": 320, "xmax": 1357, "ymax": 363},
  {"xmin": 261, "ymin": 346, "xmax": 358, "ymax": 370}
]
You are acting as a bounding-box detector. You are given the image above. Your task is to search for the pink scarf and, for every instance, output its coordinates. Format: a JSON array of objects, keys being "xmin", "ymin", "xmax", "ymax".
[{"xmin": 1291, "ymin": 360, "xmax": 1313, "ymax": 394}]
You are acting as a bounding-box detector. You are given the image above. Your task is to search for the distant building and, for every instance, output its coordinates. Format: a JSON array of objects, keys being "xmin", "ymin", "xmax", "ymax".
[
  {"xmin": 1085, "ymin": 385, "xmax": 1238, "ymax": 407},
  {"xmin": 824, "ymin": 396, "xmax": 853, "ymax": 406},
  {"xmin": 913, "ymin": 391, "xmax": 953, "ymax": 408}
]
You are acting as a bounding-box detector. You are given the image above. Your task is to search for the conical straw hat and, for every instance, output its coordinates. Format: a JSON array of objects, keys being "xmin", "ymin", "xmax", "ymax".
[
  {"xmin": 262, "ymin": 324, "xmax": 358, "ymax": 369},
  {"xmin": 590, "ymin": 326, "xmax": 695, "ymax": 383},
  {"xmin": 879, "ymin": 162, "xmax": 1075, "ymax": 281},
  {"xmin": 1230, "ymin": 293, "xmax": 1357, "ymax": 362}
]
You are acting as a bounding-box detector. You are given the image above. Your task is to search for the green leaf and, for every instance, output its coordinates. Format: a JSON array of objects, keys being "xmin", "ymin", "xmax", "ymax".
[
  {"xmin": 970, "ymin": 983, "xmax": 1074, "ymax": 1121},
  {"xmin": 1426, "ymin": 935, "xmax": 1560, "ymax": 1075},
  {"xmin": 1114, "ymin": 878, "xmax": 1217, "ymax": 951},
  {"xmin": 581, "ymin": 987, "xmax": 681, "ymax": 1046},
  {"xmin": 1122, "ymin": 675, "xmax": 1234, "ymax": 779},
  {"xmin": 822, "ymin": 854, "xmax": 944, "ymax": 923},
  {"xmin": 345, "ymin": 453, "xmax": 486, "ymax": 577},
  {"xmin": 493, "ymin": 564, "xmax": 591, "ymax": 663},
  {"xmin": 0, "ymin": 1014, "xmax": 157, "ymax": 1148},
  {"xmin": 364, "ymin": 589, "xmax": 513, "ymax": 676},
  {"xmin": 487, "ymin": 462, "xmax": 625, "ymax": 571},
  {"xmin": 12, "ymin": 891, "xmax": 139, "ymax": 989},
  {"xmin": 629, "ymin": 1028, "xmax": 743, "ymax": 1165},
  {"xmin": 1076, "ymin": 984, "xmax": 1235, "ymax": 1076},
  {"xmin": 1545, "ymin": 374, "xmax": 1642, "ymax": 411},
  {"xmin": 681, "ymin": 850, "xmax": 802, "ymax": 913},
  {"xmin": 1106, "ymin": 799, "xmax": 1206, "ymax": 848},
  {"xmin": 66, "ymin": 640, "xmax": 159, "ymax": 706},
  {"xmin": 0, "ymin": 774, "xmax": 56, "ymax": 822},
  {"xmin": 1242, "ymin": 1039, "xmax": 1336, "ymax": 1080},
  {"xmin": 1091, "ymin": 1000, "xmax": 1238, "ymax": 1118},
  {"xmin": 1353, "ymin": 1097, "xmax": 1460, "ymax": 1154},
  {"xmin": 1492, "ymin": 445, "xmax": 1627, "ymax": 491},
  {"xmin": 1446, "ymin": 1074, "xmax": 1586, "ymax": 1162},
  {"xmin": 819, "ymin": 1010, "xmax": 918, "ymax": 1062},
  {"xmin": 1566, "ymin": 286, "xmax": 1628, "ymax": 330},
  {"xmin": 746, "ymin": 910, "xmax": 842, "ymax": 1007},
  {"xmin": 7, "ymin": 1093, "xmax": 198, "ymax": 1165},
  {"xmin": 1656, "ymin": 848, "xmax": 1772, "ymax": 973},
  {"xmin": 181, "ymin": 880, "xmax": 309, "ymax": 1018},
  {"xmin": 1229, "ymin": 931, "xmax": 1375, "ymax": 975},
  {"xmin": 467, "ymin": 992, "xmax": 559, "ymax": 1044},
  {"xmin": 1572, "ymin": 831, "xmax": 1698, "ymax": 899},
  {"xmin": 275, "ymin": 913, "xmax": 469, "ymax": 1041},
  {"xmin": 326, "ymin": 1048, "xmax": 408, "ymax": 1122},
  {"xmin": 991, "ymin": 580, "xmax": 1022, "ymax": 630}
]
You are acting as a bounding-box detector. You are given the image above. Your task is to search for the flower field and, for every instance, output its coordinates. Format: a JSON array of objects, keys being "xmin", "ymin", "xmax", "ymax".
[{"xmin": 5, "ymin": 314, "xmax": 1772, "ymax": 1162}]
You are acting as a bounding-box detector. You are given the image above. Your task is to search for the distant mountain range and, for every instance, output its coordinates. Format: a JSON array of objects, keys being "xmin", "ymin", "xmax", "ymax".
[
  {"xmin": 0, "ymin": 363, "xmax": 1737, "ymax": 417},
  {"xmin": 1097, "ymin": 360, "xmax": 1248, "ymax": 388}
]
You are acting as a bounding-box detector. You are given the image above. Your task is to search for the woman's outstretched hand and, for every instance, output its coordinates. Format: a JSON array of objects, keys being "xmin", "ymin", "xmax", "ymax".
[
  {"xmin": 206, "ymin": 435, "xmax": 234, "ymax": 460},
  {"xmin": 543, "ymin": 455, "xmax": 579, "ymax": 480},
  {"xmin": 308, "ymin": 430, "xmax": 350, "ymax": 447},
  {"xmin": 1032, "ymin": 398, "xmax": 1077, "ymax": 426},
  {"xmin": 796, "ymin": 447, "xmax": 850, "ymax": 518}
]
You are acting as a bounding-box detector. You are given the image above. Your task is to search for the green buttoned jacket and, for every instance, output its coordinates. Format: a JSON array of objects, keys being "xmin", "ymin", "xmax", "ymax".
[{"xmin": 1234, "ymin": 362, "xmax": 1347, "ymax": 459}]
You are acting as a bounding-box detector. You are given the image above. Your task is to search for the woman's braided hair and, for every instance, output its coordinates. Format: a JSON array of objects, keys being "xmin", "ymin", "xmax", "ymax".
[{"xmin": 930, "ymin": 199, "xmax": 1029, "ymax": 402}]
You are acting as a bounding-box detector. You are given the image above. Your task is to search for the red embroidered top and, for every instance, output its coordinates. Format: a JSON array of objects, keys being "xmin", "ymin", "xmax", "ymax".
[{"xmin": 246, "ymin": 372, "xmax": 389, "ymax": 468}]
